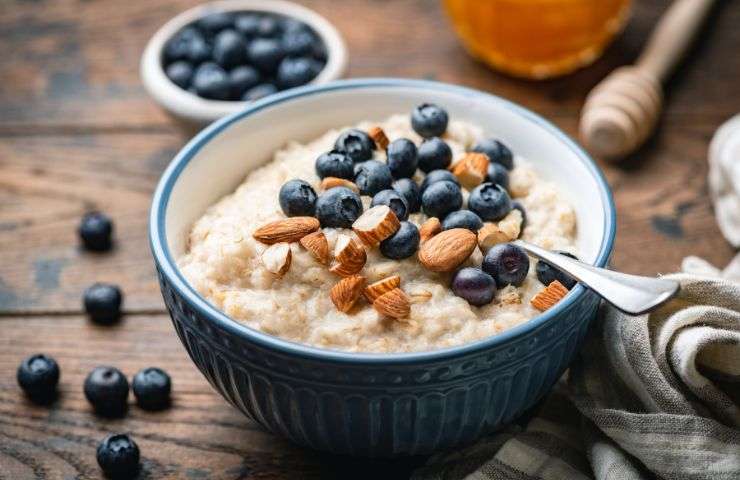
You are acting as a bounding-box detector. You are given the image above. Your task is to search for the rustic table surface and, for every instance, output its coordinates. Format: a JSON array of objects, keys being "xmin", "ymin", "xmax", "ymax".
[{"xmin": 1, "ymin": 0, "xmax": 738, "ymax": 478}]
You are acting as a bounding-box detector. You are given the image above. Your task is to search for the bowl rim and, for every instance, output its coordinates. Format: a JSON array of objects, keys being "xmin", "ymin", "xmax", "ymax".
[
  {"xmin": 150, "ymin": 77, "xmax": 616, "ymax": 365},
  {"xmin": 140, "ymin": 0, "xmax": 348, "ymax": 123}
]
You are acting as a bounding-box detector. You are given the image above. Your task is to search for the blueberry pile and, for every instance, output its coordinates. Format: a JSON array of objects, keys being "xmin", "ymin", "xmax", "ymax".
[
  {"xmin": 274, "ymin": 102, "xmax": 579, "ymax": 307},
  {"xmin": 162, "ymin": 10, "xmax": 327, "ymax": 101}
]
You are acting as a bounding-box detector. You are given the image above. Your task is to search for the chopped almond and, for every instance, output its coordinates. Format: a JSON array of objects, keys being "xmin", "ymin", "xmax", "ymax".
[
  {"xmin": 450, "ymin": 152, "xmax": 489, "ymax": 189},
  {"xmin": 363, "ymin": 275, "xmax": 401, "ymax": 302},
  {"xmin": 419, "ymin": 217, "xmax": 442, "ymax": 243},
  {"xmin": 320, "ymin": 177, "xmax": 360, "ymax": 193},
  {"xmin": 261, "ymin": 243, "xmax": 292, "ymax": 277},
  {"xmin": 352, "ymin": 205, "xmax": 400, "ymax": 247},
  {"xmin": 531, "ymin": 280, "xmax": 569, "ymax": 311},
  {"xmin": 331, "ymin": 275, "xmax": 366, "ymax": 313},
  {"xmin": 299, "ymin": 231, "xmax": 329, "ymax": 264},
  {"xmin": 329, "ymin": 234, "xmax": 366, "ymax": 276},
  {"xmin": 373, "ymin": 288, "xmax": 410, "ymax": 319},
  {"xmin": 368, "ymin": 126, "xmax": 390, "ymax": 150}
]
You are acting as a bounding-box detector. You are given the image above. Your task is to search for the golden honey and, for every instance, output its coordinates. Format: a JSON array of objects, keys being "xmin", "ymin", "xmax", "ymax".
[{"xmin": 443, "ymin": 0, "xmax": 632, "ymax": 79}]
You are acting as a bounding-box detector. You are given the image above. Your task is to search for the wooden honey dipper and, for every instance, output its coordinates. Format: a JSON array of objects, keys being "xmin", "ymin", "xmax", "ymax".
[{"xmin": 580, "ymin": 0, "xmax": 716, "ymax": 161}]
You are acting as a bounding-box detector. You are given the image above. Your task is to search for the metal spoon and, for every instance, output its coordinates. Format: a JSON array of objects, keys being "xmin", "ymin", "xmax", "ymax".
[{"xmin": 514, "ymin": 240, "xmax": 680, "ymax": 316}]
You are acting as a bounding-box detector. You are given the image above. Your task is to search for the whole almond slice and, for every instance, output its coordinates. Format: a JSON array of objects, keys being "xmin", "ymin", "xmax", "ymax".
[
  {"xmin": 373, "ymin": 288, "xmax": 410, "ymax": 319},
  {"xmin": 419, "ymin": 217, "xmax": 442, "ymax": 243},
  {"xmin": 418, "ymin": 228, "xmax": 477, "ymax": 272},
  {"xmin": 253, "ymin": 217, "xmax": 319, "ymax": 244},
  {"xmin": 299, "ymin": 230, "xmax": 329, "ymax": 264},
  {"xmin": 531, "ymin": 280, "xmax": 569, "ymax": 311},
  {"xmin": 450, "ymin": 152, "xmax": 489, "ymax": 190},
  {"xmin": 368, "ymin": 126, "xmax": 390, "ymax": 150},
  {"xmin": 321, "ymin": 177, "xmax": 360, "ymax": 194},
  {"xmin": 261, "ymin": 242, "xmax": 292, "ymax": 277},
  {"xmin": 330, "ymin": 234, "xmax": 366, "ymax": 276},
  {"xmin": 352, "ymin": 205, "xmax": 400, "ymax": 247},
  {"xmin": 331, "ymin": 275, "xmax": 366, "ymax": 313},
  {"xmin": 363, "ymin": 275, "xmax": 401, "ymax": 302}
]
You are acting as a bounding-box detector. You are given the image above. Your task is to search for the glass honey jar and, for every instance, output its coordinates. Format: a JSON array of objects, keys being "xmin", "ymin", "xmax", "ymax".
[{"xmin": 443, "ymin": 0, "xmax": 632, "ymax": 79}]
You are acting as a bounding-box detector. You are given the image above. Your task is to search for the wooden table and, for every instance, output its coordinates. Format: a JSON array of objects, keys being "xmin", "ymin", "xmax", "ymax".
[{"xmin": 1, "ymin": 0, "xmax": 738, "ymax": 478}]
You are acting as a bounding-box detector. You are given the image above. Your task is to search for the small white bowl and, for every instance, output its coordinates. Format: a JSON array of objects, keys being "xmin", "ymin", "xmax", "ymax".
[{"xmin": 140, "ymin": 0, "xmax": 348, "ymax": 126}]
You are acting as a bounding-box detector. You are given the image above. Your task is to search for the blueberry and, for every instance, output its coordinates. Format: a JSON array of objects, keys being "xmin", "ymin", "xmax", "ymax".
[
  {"xmin": 411, "ymin": 103, "xmax": 448, "ymax": 138},
  {"xmin": 196, "ymin": 11, "xmax": 234, "ymax": 35},
  {"xmin": 228, "ymin": 65, "xmax": 260, "ymax": 98},
  {"xmin": 192, "ymin": 62, "xmax": 230, "ymax": 100},
  {"xmin": 212, "ymin": 29, "xmax": 247, "ymax": 68},
  {"xmin": 536, "ymin": 252, "xmax": 579, "ymax": 290},
  {"xmin": 417, "ymin": 137, "xmax": 452, "ymax": 172},
  {"xmin": 335, "ymin": 129, "xmax": 375, "ymax": 163},
  {"xmin": 379, "ymin": 221, "xmax": 420, "ymax": 260},
  {"xmin": 97, "ymin": 434, "xmax": 140, "ymax": 479},
  {"xmin": 132, "ymin": 367, "xmax": 171, "ymax": 411},
  {"xmin": 84, "ymin": 366, "xmax": 129, "ymax": 417},
  {"xmin": 282, "ymin": 29, "xmax": 316, "ymax": 57},
  {"xmin": 512, "ymin": 201, "xmax": 527, "ymax": 232},
  {"xmin": 392, "ymin": 178, "xmax": 421, "ymax": 213},
  {"xmin": 165, "ymin": 61, "xmax": 193, "ymax": 89},
  {"xmin": 247, "ymin": 38, "xmax": 285, "ymax": 73},
  {"xmin": 472, "ymin": 139, "xmax": 514, "ymax": 170},
  {"xmin": 315, "ymin": 187, "xmax": 363, "ymax": 228},
  {"xmin": 242, "ymin": 83, "xmax": 278, "ymax": 101},
  {"xmin": 185, "ymin": 35, "xmax": 213, "ymax": 64},
  {"xmin": 419, "ymin": 169, "xmax": 459, "ymax": 193},
  {"xmin": 452, "ymin": 268, "xmax": 497, "ymax": 306},
  {"xmin": 371, "ymin": 189, "xmax": 409, "ymax": 221},
  {"xmin": 354, "ymin": 160, "xmax": 393, "ymax": 196},
  {"xmin": 16, "ymin": 354, "xmax": 60, "ymax": 403},
  {"xmin": 234, "ymin": 13, "xmax": 261, "ymax": 37},
  {"xmin": 421, "ymin": 180, "xmax": 462, "ymax": 219},
  {"xmin": 482, "ymin": 243, "xmax": 530, "ymax": 287},
  {"xmin": 163, "ymin": 27, "xmax": 204, "ymax": 63},
  {"xmin": 79, "ymin": 211, "xmax": 113, "ymax": 251},
  {"xmin": 442, "ymin": 210, "xmax": 483, "ymax": 232},
  {"xmin": 281, "ymin": 17, "xmax": 308, "ymax": 33},
  {"xmin": 386, "ymin": 138, "xmax": 418, "ymax": 179},
  {"xmin": 278, "ymin": 179, "xmax": 317, "ymax": 217},
  {"xmin": 468, "ymin": 182, "xmax": 512, "ymax": 221},
  {"xmin": 486, "ymin": 162, "xmax": 510, "ymax": 191},
  {"xmin": 276, "ymin": 57, "xmax": 319, "ymax": 89},
  {"xmin": 315, "ymin": 150, "xmax": 354, "ymax": 179},
  {"xmin": 83, "ymin": 283, "xmax": 123, "ymax": 325},
  {"xmin": 312, "ymin": 41, "xmax": 328, "ymax": 61},
  {"xmin": 257, "ymin": 15, "xmax": 281, "ymax": 37}
]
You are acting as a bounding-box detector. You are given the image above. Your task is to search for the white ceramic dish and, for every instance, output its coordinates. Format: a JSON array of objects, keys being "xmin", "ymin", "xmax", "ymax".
[{"xmin": 140, "ymin": 0, "xmax": 348, "ymax": 126}]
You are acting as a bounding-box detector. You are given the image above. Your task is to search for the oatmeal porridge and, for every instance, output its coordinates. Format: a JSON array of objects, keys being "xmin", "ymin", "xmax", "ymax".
[{"xmin": 178, "ymin": 104, "xmax": 578, "ymax": 353}]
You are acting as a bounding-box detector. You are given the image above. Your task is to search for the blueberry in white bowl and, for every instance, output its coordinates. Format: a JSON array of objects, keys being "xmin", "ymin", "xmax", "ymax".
[
  {"xmin": 335, "ymin": 129, "xmax": 375, "ymax": 163},
  {"xmin": 417, "ymin": 137, "xmax": 452, "ymax": 173},
  {"xmin": 411, "ymin": 103, "xmax": 448, "ymax": 138},
  {"xmin": 371, "ymin": 189, "xmax": 409, "ymax": 221},
  {"xmin": 468, "ymin": 182, "xmax": 512, "ymax": 221},
  {"xmin": 472, "ymin": 138, "xmax": 514, "ymax": 170},
  {"xmin": 315, "ymin": 186, "xmax": 363, "ymax": 228},
  {"xmin": 419, "ymin": 169, "xmax": 459, "ymax": 193},
  {"xmin": 482, "ymin": 243, "xmax": 530, "ymax": 287},
  {"xmin": 392, "ymin": 178, "xmax": 421, "ymax": 213},
  {"xmin": 451, "ymin": 268, "xmax": 497, "ymax": 306},
  {"xmin": 379, "ymin": 221, "xmax": 420, "ymax": 260},
  {"xmin": 442, "ymin": 210, "xmax": 483, "ymax": 232},
  {"xmin": 354, "ymin": 160, "xmax": 393, "ymax": 196},
  {"xmin": 386, "ymin": 138, "xmax": 418, "ymax": 179},
  {"xmin": 421, "ymin": 180, "xmax": 462, "ymax": 219}
]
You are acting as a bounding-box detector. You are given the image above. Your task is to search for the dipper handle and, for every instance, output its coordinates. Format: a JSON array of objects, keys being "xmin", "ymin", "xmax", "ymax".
[{"xmin": 580, "ymin": 0, "xmax": 716, "ymax": 161}]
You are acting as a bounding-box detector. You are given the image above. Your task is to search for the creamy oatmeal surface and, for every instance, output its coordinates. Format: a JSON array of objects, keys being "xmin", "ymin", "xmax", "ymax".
[{"xmin": 178, "ymin": 115, "xmax": 577, "ymax": 353}]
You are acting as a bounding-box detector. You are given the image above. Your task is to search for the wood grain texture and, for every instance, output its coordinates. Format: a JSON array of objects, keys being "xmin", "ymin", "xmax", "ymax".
[{"xmin": 0, "ymin": 0, "xmax": 739, "ymax": 477}]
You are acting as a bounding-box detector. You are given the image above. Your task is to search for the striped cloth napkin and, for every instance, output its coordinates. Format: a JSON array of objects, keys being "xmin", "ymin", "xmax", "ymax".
[{"xmin": 412, "ymin": 273, "xmax": 740, "ymax": 480}]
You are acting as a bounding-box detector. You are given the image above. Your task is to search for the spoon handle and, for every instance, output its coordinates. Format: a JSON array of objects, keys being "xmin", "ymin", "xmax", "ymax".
[{"xmin": 514, "ymin": 240, "xmax": 680, "ymax": 316}]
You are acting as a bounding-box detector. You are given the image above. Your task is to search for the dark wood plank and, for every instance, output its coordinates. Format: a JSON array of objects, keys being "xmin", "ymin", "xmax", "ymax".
[
  {"xmin": 0, "ymin": 314, "xmax": 426, "ymax": 479},
  {"xmin": 0, "ymin": 0, "xmax": 738, "ymax": 131}
]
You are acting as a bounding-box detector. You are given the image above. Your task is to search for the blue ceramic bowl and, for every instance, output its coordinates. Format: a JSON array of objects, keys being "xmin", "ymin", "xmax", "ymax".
[{"xmin": 150, "ymin": 78, "xmax": 615, "ymax": 457}]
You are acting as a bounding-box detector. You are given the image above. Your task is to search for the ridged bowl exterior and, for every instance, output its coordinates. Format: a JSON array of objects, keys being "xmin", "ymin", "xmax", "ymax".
[{"xmin": 158, "ymin": 267, "xmax": 600, "ymax": 457}]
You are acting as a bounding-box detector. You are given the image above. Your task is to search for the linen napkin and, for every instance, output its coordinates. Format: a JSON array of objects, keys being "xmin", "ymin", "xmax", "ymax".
[{"xmin": 412, "ymin": 273, "xmax": 740, "ymax": 480}]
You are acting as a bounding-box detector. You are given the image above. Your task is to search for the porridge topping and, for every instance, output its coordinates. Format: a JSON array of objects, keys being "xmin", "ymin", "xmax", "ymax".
[
  {"xmin": 179, "ymin": 102, "xmax": 581, "ymax": 352},
  {"xmin": 530, "ymin": 280, "xmax": 569, "ymax": 311}
]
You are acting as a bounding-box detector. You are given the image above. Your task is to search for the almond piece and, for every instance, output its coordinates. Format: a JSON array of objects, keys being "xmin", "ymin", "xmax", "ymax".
[
  {"xmin": 478, "ymin": 209, "xmax": 523, "ymax": 253},
  {"xmin": 299, "ymin": 231, "xmax": 329, "ymax": 264},
  {"xmin": 408, "ymin": 289, "xmax": 433, "ymax": 304},
  {"xmin": 329, "ymin": 234, "xmax": 366, "ymax": 276},
  {"xmin": 253, "ymin": 217, "xmax": 319, "ymax": 244},
  {"xmin": 363, "ymin": 275, "xmax": 401, "ymax": 302},
  {"xmin": 419, "ymin": 217, "xmax": 442, "ymax": 243},
  {"xmin": 368, "ymin": 126, "xmax": 390, "ymax": 150},
  {"xmin": 330, "ymin": 274, "xmax": 366, "ymax": 313},
  {"xmin": 531, "ymin": 280, "xmax": 569, "ymax": 311},
  {"xmin": 373, "ymin": 288, "xmax": 410, "ymax": 319},
  {"xmin": 352, "ymin": 205, "xmax": 400, "ymax": 247},
  {"xmin": 320, "ymin": 177, "xmax": 360, "ymax": 194},
  {"xmin": 418, "ymin": 228, "xmax": 477, "ymax": 272},
  {"xmin": 261, "ymin": 242, "xmax": 292, "ymax": 277},
  {"xmin": 450, "ymin": 152, "xmax": 489, "ymax": 190}
]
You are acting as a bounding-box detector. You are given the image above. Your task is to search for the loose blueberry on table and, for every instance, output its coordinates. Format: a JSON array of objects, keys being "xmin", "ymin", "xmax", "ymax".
[
  {"xmin": 97, "ymin": 433, "xmax": 140, "ymax": 479},
  {"xmin": 83, "ymin": 283, "xmax": 123, "ymax": 325},
  {"xmin": 132, "ymin": 367, "xmax": 172, "ymax": 411},
  {"xmin": 84, "ymin": 366, "xmax": 130, "ymax": 417},
  {"xmin": 16, "ymin": 354, "xmax": 60, "ymax": 404},
  {"xmin": 162, "ymin": 10, "xmax": 328, "ymax": 101},
  {"xmin": 79, "ymin": 211, "xmax": 114, "ymax": 251}
]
